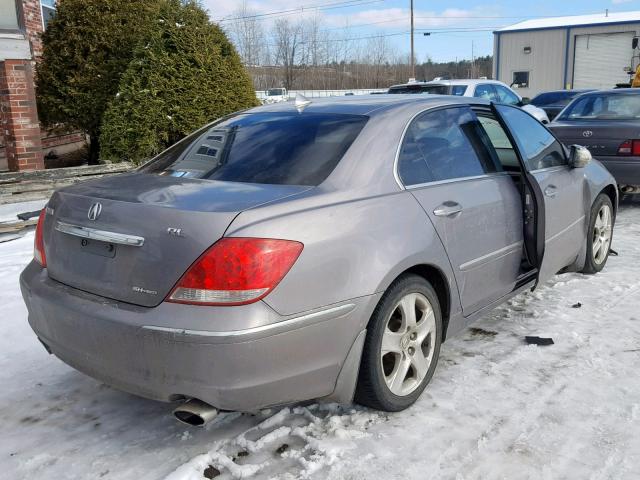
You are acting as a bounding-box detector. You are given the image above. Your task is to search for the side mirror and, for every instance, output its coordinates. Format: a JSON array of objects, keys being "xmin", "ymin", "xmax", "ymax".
[
  {"xmin": 633, "ymin": 37, "xmax": 638, "ymax": 50},
  {"xmin": 520, "ymin": 97, "xmax": 531, "ymax": 105},
  {"xmin": 569, "ymin": 145, "xmax": 592, "ymax": 168}
]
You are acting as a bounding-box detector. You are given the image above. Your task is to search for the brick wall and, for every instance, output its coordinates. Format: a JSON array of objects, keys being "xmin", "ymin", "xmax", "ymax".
[
  {"xmin": 0, "ymin": 130, "xmax": 87, "ymax": 172},
  {"xmin": 0, "ymin": 59, "xmax": 44, "ymax": 171},
  {"xmin": 41, "ymin": 131, "xmax": 86, "ymax": 149},
  {"xmin": 19, "ymin": 0, "xmax": 45, "ymax": 58}
]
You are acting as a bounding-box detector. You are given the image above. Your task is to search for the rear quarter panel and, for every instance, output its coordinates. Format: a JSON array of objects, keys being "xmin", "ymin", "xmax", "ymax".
[{"xmin": 225, "ymin": 189, "xmax": 461, "ymax": 328}]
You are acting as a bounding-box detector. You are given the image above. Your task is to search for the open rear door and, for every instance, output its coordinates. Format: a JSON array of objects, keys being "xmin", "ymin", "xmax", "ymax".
[{"xmin": 490, "ymin": 103, "xmax": 546, "ymax": 289}]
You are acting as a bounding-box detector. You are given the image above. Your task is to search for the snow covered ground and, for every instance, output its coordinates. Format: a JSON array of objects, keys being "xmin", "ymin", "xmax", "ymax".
[{"xmin": 1, "ymin": 198, "xmax": 640, "ymax": 480}]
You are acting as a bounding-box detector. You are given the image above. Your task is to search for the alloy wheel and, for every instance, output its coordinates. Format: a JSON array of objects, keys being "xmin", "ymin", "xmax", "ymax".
[
  {"xmin": 592, "ymin": 204, "xmax": 612, "ymax": 265},
  {"xmin": 380, "ymin": 292, "xmax": 437, "ymax": 397}
]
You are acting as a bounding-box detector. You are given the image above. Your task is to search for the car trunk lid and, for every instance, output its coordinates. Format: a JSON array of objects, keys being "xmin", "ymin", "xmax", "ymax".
[
  {"xmin": 43, "ymin": 173, "xmax": 310, "ymax": 307},
  {"xmin": 550, "ymin": 120, "xmax": 640, "ymax": 157}
]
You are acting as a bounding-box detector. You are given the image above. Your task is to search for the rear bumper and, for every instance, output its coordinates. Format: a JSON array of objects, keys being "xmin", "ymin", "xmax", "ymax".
[
  {"xmin": 20, "ymin": 261, "xmax": 375, "ymax": 411},
  {"xmin": 596, "ymin": 156, "xmax": 640, "ymax": 187}
]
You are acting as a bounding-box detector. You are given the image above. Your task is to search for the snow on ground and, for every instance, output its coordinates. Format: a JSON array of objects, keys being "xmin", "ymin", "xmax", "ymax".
[{"xmin": 1, "ymin": 198, "xmax": 639, "ymax": 480}]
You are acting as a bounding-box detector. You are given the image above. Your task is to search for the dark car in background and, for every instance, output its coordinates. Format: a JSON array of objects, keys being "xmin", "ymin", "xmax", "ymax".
[
  {"xmin": 549, "ymin": 89, "xmax": 640, "ymax": 194},
  {"xmin": 531, "ymin": 89, "xmax": 594, "ymax": 121}
]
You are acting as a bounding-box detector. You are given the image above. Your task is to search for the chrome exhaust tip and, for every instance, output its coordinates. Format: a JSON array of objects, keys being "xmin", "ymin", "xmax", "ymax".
[{"xmin": 173, "ymin": 399, "xmax": 218, "ymax": 427}]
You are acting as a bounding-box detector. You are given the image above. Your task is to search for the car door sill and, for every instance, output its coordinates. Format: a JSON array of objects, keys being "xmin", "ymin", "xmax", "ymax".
[
  {"xmin": 514, "ymin": 269, "xmax": 537, "ymax": 290},
  {"xmin": 462, "ymin": 279, "xmax": 536, "ymax": 323}
]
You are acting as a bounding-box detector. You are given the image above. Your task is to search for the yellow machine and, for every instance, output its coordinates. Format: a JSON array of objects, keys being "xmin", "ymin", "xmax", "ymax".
[
  {"xmin": 633, "ymin": 65, "xmax": 640, "ymax": 88},
  {"xmin": 632, "ymin": 37, "xmax": 640, "ymax": 87}
]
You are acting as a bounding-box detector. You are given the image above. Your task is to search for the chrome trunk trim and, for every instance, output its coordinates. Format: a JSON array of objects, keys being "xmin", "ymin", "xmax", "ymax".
[{"xmin": 54, "ymin": 221, "xmax": 145, "ymax": 247}]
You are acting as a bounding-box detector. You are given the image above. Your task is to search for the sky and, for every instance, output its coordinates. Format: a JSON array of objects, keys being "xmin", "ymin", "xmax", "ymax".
[{"xmin": 201, "ymin": 0, "xmax": 640, "ymax": 62}]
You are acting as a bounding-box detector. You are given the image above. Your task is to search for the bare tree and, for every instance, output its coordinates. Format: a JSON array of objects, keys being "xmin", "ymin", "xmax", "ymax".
[
  {"xmin": 229, "ymin": 11, "xmax": 493, "ymax": 91},
  {"xmin": 226, "ymin": 1, "xmax": 267, "ymax": 68},
  {"xmin": 366, "ymin": 35, "xmax": 392, "ymax": 88},
  {"xmin": 272, "ymin": 18, "xmax": 304, "ymax": 90}
]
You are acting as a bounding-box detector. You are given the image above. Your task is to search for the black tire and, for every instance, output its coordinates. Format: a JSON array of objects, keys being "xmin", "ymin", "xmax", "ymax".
[
  {"xmin": 355, "ymin": 274, "xmax": 442, "ymax": 412},
  {"xmin": 582, "ymin": 193, "xmax": 614, "ymax": 274}
]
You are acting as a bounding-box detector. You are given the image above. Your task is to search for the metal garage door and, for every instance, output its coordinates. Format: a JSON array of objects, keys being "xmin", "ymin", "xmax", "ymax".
[{"xmin": 573, "ymin": 32, "xmax": 634, "ymax": 89}]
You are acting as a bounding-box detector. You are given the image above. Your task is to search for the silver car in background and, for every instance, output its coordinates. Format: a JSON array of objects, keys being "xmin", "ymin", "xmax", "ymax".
[
  {"xmin": 21, "ymin": 95, "xmax": 616, "ymax": 424},
  {"xmin": 388, "ymin": 79, "xmax": 551, "ymax": 124}
]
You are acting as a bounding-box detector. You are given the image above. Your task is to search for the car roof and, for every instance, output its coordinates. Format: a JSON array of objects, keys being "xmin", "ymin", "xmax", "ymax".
[
  {"xmin": 534, "ymin": 89, "xmax": 594, "ymax": 95},
  {"xmin": 579, "ymin": 88, "xmax": 640, "ymax": 95},
  {"xmin": 389, "ymin": 79, "xmax": 505, "ymax": 89},
  {"xmin": 246, "ymin": 94, "xmax": 490, "ymax": 117},
  {"xmin": 431, "ymin": 79, "xmax": 503, "ymax": 87}
]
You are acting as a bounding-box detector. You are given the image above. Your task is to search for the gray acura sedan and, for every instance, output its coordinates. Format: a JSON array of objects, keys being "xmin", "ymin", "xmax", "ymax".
[{"xmin": 21, "ymin": 95, "xmax": 617, "ymax": 424}]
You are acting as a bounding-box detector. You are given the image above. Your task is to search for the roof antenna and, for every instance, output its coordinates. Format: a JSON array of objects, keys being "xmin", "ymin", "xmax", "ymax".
[{"xmin": 294, "ymin": 93, "xmax": 312, "ymax": 113}]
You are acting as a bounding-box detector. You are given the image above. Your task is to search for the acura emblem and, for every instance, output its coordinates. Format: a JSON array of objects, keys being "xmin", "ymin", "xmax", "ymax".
[
  {"xmin": 87, "ymin": 202, "xmax": 102, "ymax": 221},
  {"xmin": 582, "ymin": 130, "xmax": 593, "ymax": 138}
]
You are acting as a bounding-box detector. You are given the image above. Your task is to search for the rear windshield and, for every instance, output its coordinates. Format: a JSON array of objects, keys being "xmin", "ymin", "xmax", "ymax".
[
  {"xmin": 558, "ymin": 93, "xmax": 640, "ymax": 121},
  {"xmin": 388, "ymin": 84, "xmax": 449, "ymax": 95},
  {"xmin": 139, "ymin": 112, "xmax": 368, "ymax": 186},
  {"xmin": 531, "ymin": 91, "xmax": 576, "ymax": 106}
]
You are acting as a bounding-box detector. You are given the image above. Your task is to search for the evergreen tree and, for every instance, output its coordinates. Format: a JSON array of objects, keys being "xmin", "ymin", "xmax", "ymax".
[
  {"xmin": 36, "ymin": 0, "xmax": 161, "ymax": 164},
  {"xmin": 100, "ymin": 0, "xmax": 258, "ymax": 164}
]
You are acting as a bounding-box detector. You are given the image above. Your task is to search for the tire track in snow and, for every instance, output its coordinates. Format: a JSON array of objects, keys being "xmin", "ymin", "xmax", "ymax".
[{"xmin": 163, "ymin": 404, "xmax": 381, "ymax": 480}]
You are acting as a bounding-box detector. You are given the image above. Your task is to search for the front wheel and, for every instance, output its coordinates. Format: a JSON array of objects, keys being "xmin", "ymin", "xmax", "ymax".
[
  {"xmin": 582, "ymin": 193, "xmax": 614, "ymax": 274},
  {"xmin": 355, "ymin": 274, "xmax": 442, "ymax": 412}
]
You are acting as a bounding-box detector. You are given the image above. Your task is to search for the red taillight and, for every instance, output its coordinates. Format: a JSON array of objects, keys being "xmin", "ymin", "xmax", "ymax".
[
  {"xmin": 34, "ymin": 209, "xmax": 47, "ymax": 267},
  {"xmin": 618, "ymin": 140, "xmax": 640, "ymax": 156},
  {"xmin": 167, "ymin": 238, "xmax": 304, "ymax": 306}
]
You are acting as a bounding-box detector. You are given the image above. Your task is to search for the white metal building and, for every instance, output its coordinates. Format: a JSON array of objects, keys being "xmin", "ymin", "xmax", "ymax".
[{"xmin": 493, "ymin": 11, "xmax": 640, "ymax": 97}]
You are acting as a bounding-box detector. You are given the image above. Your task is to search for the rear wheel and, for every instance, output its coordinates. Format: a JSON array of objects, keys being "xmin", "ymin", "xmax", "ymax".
[
  {"xmin": 355, "ymin": 274, "xmax": 442, "ymax": 411},
  {"xmin": 582, "ymin": 193, "xmax": 614, "ymax": 274}
]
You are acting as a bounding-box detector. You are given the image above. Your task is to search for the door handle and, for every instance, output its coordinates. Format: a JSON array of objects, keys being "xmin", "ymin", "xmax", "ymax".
[
  {"xmin": 433, "ymin": 201, "xmax": 463, "ymax": 217},
  {"xmin": 544, "ymin": 185, "xmax": 557, "ymax": 198}
]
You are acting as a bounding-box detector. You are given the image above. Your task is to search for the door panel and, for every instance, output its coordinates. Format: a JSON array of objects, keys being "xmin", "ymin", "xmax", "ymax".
[
  {"xmin": 411, "ymin": 176, "xmax": 523, "ymax": 314},
  {"xmin": 478, "ymin": 110, "xmax": 543, "ymax": 271},
  {"xmin": 532, "ymin": 167, "xmax": 585, "ymax": 282},
  {"xmin": 494, "ymin": 105, "xmax": 586, "ymax": 283},
  {"xmin": 396, "ymin": 105, "xmax": 524, "ymax": 315}
]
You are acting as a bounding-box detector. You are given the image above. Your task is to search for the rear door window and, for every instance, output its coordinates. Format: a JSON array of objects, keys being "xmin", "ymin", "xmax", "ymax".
[
  {"xmin": 495, "ymin": 105, "xmax": 566, "ymax": 170},
  {"xmin": 477, "ymin": 115, "xmax": 520, "ymax": 170},
  {"xmin": 398, "ymin": 107, "xmax": 500, "ymax": 186},
  {"xmin": 140, "ymin": 113, "xmax": 368, "ymax": 186}
]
